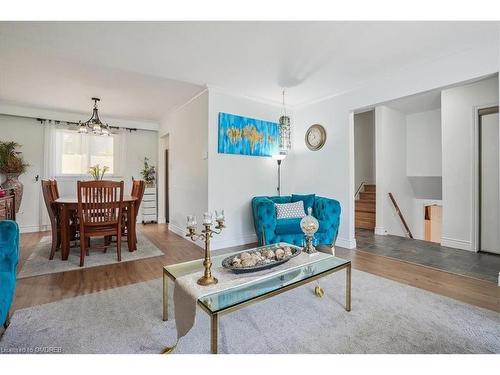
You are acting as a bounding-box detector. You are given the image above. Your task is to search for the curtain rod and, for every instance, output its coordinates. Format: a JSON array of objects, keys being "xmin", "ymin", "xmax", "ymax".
[{"xmin": 35, "ymin": 118, "xmax": 138, "ymax": 132}]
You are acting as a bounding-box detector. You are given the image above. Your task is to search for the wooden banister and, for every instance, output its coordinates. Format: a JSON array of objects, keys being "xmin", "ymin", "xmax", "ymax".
[
  {"xmin": 354, "ymin": 181, "xmax": 365, "ymax": 198},
  {"xmin": 388, "ymin": 192, "xmax": 413, "ymax": 239}
]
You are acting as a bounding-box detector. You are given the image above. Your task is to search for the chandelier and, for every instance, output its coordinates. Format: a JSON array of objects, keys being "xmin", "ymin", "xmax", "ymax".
[
  {"xmin": 78, "ymin": 97, "xmax": 111, "ymax": 136},
  {"xmin": 278, "ymin": 89, "xmax": 291, "ymax": 152}
]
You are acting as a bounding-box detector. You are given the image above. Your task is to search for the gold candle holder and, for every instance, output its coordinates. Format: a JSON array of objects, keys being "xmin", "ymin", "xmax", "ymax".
[{"xmin": 186, "ymin": 213, "xmax": 225, "ymax": 286}]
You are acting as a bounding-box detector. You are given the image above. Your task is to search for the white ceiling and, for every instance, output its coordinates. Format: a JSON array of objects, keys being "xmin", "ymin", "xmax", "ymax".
[{"xmin": 0, "ymin": 21, "xmax": 498, "ymax": 122}]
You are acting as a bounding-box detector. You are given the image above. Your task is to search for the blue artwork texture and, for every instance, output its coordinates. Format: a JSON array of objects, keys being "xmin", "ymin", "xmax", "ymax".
[{"xmin": 218, "ymin": 112, "xmax": 279, "ymax": 157}]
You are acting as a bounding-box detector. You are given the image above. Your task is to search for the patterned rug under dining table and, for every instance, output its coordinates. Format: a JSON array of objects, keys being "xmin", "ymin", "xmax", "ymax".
[{"xmin": 54, "ymin": 195, "xmax": 138, "ymax": 259}]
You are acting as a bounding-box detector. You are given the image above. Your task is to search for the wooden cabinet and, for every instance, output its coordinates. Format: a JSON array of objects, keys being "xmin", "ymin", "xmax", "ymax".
[
  {"xmin": 142, "ymin": 187, "xmax": 157, "ymax": 224},
  {"xmin": 0, "ymin": 194, "xmax": 16, "ymax": 221}
]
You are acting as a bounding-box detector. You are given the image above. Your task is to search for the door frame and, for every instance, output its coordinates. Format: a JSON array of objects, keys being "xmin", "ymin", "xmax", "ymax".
[
  {"xmin": 473, "ymin": 104, "xmax": 499, "ymax": 252},
  {"xmin": 165, "ymin": 148, "xmax": 169, "ymax": 223}
]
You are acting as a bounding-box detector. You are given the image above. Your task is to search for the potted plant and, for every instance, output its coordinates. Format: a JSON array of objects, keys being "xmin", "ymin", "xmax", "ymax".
[
  {"xmin": 140, "ymin": 157, "xmax": 156, "ymax": 188},
  {"xmin": 88, "ymin": 164, "xmax": 110, "ymax": 180},
  {"xmin": 0, "ymin": 141, "xmax": 29, "ymax": 213}
]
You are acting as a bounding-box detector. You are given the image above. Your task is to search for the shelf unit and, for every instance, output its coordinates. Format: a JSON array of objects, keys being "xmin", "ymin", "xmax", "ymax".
[{"xmin": 142, "ymin": 186, "xmax": 158, "ymax": 224}]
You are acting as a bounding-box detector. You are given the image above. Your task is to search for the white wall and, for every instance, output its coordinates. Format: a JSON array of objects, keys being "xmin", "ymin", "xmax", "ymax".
[
  {"xmin": 158, "ymin": 90, "xmax": 209, "ymax": 239},
  {"xmin": 375, "ymin": 106, "xmax": 415, "ymax": 237},
  {"xmin": 406, "ymin": 109, "xmax": 442, "ymax": 176},
  {"xmin": 207, "ymin": 89, "xmax": 283, "ymax": 249},
  {"xmin": 441, "ymin": 77, "xmax": 499, "ymax": 251},
  {"xmin": 0, "ymin": 113, "xmax": 158, "ymax": 232},
  {"xmin": 288, "ymin": 45, "xmax": 498, "ymax": 249},
  {"xmin": 0, "ymin": 115, "xmax": 43, "ymax": 232},
  {"xmin": 354, "ymin": 110, "xmax": 375, "ymax": 191}
]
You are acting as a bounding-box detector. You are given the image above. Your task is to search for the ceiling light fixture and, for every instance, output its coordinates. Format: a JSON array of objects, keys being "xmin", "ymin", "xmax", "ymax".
[
  {"xmin": 78, "ymin": 97, "xmax": 111, "ymax": 136},
  {"xmin": 278, "ymin": 89, "xmax": 291, "ymax": 152}
]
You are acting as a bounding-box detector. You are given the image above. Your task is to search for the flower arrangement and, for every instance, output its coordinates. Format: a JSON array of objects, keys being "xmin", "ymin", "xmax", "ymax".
[
  {"xmin": 88, "ymin": 164, "xmax": 109, "ymax": 180},
  {"xmin": 0, "ymin": 141, "xmax": 29, "ymax": 175},
  {"xmin": 140, "ymin": 157, "xmax": 156, "ymax": 187}
]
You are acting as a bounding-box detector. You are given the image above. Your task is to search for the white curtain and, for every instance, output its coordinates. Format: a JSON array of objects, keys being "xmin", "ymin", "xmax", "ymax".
[
  {"xmin": 43, "ymin": 121, "xmax": 57, "ymax": 179},
  {"xmin": 114, "ymin": 128, "xmax": 127, "ymax": 177},
  {"xmin": 40, "ymin": 121, "xmax": 58, "ymax": 228}
]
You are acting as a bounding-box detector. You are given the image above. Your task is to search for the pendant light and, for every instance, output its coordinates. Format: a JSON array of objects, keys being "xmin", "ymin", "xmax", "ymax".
[
  {"xmin": 278, "ymin": 89, "xmax": 291, "ymax": 152},
  {"xmin": 78, "ymin": 97, "xmax": 111, "ymax": 136}
]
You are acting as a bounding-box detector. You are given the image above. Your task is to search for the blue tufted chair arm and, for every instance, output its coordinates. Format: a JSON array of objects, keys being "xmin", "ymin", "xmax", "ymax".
[
  {"xmin": 251, "ymin": 197, "xmax": 277, "ymax": 245},
  {"xmin": 314, "ymin": 196, "xmax": 341, "ymax": 245},
  {"xmin": 0, "ymin": 220, "xmax": 19, "ymax": 273}
]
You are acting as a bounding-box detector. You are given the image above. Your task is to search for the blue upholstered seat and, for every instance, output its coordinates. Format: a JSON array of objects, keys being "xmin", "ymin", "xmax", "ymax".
[
  {"xmin": 251, "ymin": 195, "xmax": 341, "ymax": 247},
  {"xmin": 0, "ymin": 220, "xmax": 19, "ymax": 327}
]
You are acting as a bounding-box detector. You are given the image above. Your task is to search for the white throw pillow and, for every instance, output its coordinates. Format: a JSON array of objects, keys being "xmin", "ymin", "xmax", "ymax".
[{"xmin": 275, "ymin": 201, "xmax": 307, "ymax": 219}]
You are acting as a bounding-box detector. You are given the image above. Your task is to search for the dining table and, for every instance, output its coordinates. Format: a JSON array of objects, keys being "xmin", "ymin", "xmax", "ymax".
[{"xmin": 54, "ymin": 195, "xmax": 138, "ymax": 260}]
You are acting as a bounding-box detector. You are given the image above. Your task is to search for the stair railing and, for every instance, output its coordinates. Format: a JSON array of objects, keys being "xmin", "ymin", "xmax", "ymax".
[
  {"xmin": 354, "ymin": 181, "xmax": 365, "ymax": 199},
  {"xmin": 388, "ymin": 192, "xmax": 413, "ymax": 239}
]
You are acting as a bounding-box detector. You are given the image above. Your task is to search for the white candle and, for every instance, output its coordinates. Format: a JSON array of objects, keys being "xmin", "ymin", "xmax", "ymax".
[
  {"xmin": 215, "ymin": 209, "xmax": 225, "ymax": 221},
  {"xmin": 203, "ymin": 212, "xmax": 212, "ymax": 225},
  {"xmin": 186, "ymin": 215, "xmax": 196, "ymax": 229}
]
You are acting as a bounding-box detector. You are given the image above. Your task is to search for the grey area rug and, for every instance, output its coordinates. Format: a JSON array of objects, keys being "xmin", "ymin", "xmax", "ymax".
[
  {"xmin": 2, "ymin": 270, "xmax": 499, "ymax": 354},
  {"xmin": 17, "ymin": 232, "xmax": 164, "ymax": 279}
]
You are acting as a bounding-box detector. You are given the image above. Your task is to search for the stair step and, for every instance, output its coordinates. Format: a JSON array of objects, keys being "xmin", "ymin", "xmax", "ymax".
[
  {"xmin": 359, "ymin": 191, "xmax": 375, "ymax": 201},
  {"xmin": 364, "ymin": 184, "xmax": 376, "ymax": 192},
  {"xmin": 355, "ymin": 220, "xmax": 375, "ymax": 229},
  {"xmin": 355, "ymin": 216, "xmax": 375, "ymax": 224},
  {"xmin": 355, "ymin": 200, "xmax": 375, "ymax": 213},
  {"xmin": 355, "ymin": 211, "xmax": 375, "ymax": 221}
]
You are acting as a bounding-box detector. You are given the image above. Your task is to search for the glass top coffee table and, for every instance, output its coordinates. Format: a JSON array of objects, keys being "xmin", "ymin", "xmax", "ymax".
[{"xmin": 162, "ymin": 245, "xmax": 351, "ymax": 354}]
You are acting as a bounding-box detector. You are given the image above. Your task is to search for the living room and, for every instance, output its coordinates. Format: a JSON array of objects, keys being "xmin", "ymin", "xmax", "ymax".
[{"xmin": 1, "ymin": 1, "xmax": 499, "ymax": 373}]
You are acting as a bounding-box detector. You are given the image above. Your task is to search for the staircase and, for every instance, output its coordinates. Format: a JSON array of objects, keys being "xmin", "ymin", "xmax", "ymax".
[{"xmin": 355, "ymin": 184, "xmax": 376, "ymax": 230}]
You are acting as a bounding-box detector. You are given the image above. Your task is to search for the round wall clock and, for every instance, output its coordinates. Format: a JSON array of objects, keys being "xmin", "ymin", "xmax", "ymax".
[{"xmin": 305, "ymin": 124, "xmax": 327, "ymax": 151}]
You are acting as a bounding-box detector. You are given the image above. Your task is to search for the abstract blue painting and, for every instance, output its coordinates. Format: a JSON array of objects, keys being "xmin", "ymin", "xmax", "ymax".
[{"xmin": 218, "ymin": 112, "xmax": 279, "ymax": 157}]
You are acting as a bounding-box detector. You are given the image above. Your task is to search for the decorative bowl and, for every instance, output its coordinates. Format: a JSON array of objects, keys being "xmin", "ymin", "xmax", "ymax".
[{"xmin": 222, "ymin": 244, "xmax": 302, "ymax": 274}]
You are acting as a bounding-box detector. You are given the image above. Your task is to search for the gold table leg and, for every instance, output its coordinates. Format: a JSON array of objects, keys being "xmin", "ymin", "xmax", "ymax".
[
  {"xmin": 163, "ymin": 270, "xmax": 169, "ymax": 321},
  {"xmin": 346, "ymin": 264, "xmax": 351, "ymax": 312},
  {"xmin": 211, "ymin": 313, "xmax": 218, "ymax": 354}
]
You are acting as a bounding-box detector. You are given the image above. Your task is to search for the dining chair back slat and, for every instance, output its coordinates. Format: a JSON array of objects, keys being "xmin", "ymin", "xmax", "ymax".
[
  {"xmin": 41, "ymin": 179, "xmax": 60, "ymax": 260},
  {"xmin": 77, "ymin": 180, "xmax": 124, "ymax": 267},
  {"xmin": 78, "ymin": 181, "xmax": 123, "ymax": 226}
]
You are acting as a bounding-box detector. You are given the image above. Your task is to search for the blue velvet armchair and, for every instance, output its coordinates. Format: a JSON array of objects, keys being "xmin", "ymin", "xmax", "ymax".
[
  {"xmin": 251, "ymin": 194, "xmax": 341, "ymax": 247},
  {"xmin": 0, "ymin": 220, "xmax": 19, "ymax": 330}
]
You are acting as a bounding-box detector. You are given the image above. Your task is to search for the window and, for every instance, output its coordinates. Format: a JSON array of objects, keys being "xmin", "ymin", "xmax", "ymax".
[{"xmin": 55, "ymin": 129, "xmax": 117, "ymax": 176}]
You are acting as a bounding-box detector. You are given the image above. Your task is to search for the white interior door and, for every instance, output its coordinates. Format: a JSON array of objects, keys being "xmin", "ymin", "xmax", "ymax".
[{"xmin": 480, "ymin": 111, "xmax": 499, "ymax": 254}]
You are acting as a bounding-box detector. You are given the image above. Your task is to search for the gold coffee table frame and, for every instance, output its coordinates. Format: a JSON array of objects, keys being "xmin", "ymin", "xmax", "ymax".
[{"xmin": 162, "ymin": 252, "xmax": 351, "ymax": 354}]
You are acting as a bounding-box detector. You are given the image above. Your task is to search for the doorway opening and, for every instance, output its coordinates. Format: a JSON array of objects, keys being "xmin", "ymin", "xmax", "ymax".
[
  {"xmin": 164, "ymin": 148, "xmax": 169, "ymax": 223},
  {"xmin": 351, "ymin": 74, "xmax": 500, "ymax": 284},
  {"xmin": 353, "ymin": 110, "xmax": 376, "ymax": 232},
  {"xmin": 477, "ymin": 106, "xmax": 499, "ymax": 254}
]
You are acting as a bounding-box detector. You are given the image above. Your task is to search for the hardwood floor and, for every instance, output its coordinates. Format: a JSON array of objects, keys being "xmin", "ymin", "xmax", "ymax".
[{"xmin": 12, "ymin": 224, "xmax": 499, "ymax": 313}]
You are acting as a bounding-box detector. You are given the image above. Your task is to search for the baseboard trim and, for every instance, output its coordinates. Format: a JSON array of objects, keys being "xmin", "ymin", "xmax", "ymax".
[
  {"xmin": 441, "ymin": 237, "xmax": 473, "ymax": 251},
  {"xmin": 335, "ymin": 237, "xmax": 356, "ymax": 249},
  {"xmin": 374, "ymin": 227, "xmax": 386, "ymax": 235},
  {"xmin": 168, "ymin": 224, "xmax": 258, "ymax": 250},
  {"xmin": 168, "ymin": 223, "xmax": 203, "ymax": 248},
  {"xmin": 19, "ymin": 225, "xmax": 49, "ymax": 234},
  {"xmin": 210, "ymin": 233, "xmax": 258, "ymax": 250}
]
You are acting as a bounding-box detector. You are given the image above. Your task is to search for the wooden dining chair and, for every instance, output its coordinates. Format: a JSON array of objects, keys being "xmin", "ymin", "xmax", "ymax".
[
  {"xmin": 77, "ymin": 180, "xmax": 124, "ymax": 267},
  {"xmin": 127, "ymin": 179, "xmax": 145, "ymax": 241},
  {"xmin": 41, "ymin": 180, "xmax": 60, "ymax": 260},
  {"xmin": 131, "ymin": 179, "xmax": 146, "ymax": 224},
  {"xmin": 112, "ymin": 179, "xmax": 145, "ymax": 247},
  {"xmin": 49, "ymin": 179, "xmax": 60, "ymax": 200}
]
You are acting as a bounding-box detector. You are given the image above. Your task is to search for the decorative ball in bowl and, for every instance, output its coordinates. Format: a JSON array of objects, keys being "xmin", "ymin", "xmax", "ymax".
[{"xmin": 222, "ymin": 244, "xmax": 302, "ymax": 273}]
